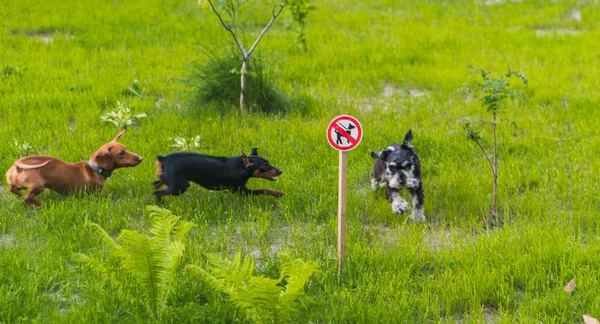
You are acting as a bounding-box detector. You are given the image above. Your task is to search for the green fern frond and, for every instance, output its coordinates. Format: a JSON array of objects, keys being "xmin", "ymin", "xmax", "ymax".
[
  {"xmin": 74, "ymin": 206, "xmax": 194, "ymax": 320},
  {"xmin": 72, "ymin": 253, "xmax": 124, "ymax": 290},
  {"xmin": 189, "ymin": 253, "xmax": 319, "ymax": 324},
  {"xmin": 85, "ymin": 222, "xmax": 121, "ymax": 252},
  {"xmin": 118, "ymin": 230, "xmax": 165, "ymax": 318},
  {"xmin": 173, "ymin": 220, "xmax": 195, "ymax": 242},
  {"xmin": 277, "ymin": 258, "xmax": 318, "ymax": 320}
]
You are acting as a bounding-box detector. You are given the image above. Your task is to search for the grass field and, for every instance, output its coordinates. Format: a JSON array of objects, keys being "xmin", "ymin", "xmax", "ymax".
[{"xmin": 2, "ymin": 0, "xmax": 600, "ymax": 322}]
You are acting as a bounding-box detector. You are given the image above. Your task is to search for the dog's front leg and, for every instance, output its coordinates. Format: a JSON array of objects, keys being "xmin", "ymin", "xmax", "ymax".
[
  {"xmin": 388, "ymin": 189, "xmax": 410, "ymax": 215},
  {"xmin": 408, "ymin": 186, "xmax": 426, "ymax": 222}
]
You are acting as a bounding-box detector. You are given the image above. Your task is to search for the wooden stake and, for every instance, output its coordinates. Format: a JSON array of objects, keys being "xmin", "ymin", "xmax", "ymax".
[{"xmin": 337, "ymin": 150, "xmax": 347, "ymax": 276}]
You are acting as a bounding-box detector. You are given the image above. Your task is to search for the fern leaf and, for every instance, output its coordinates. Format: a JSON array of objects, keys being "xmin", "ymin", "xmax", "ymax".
[
  {"xmin": 173, "ymin": 220, "xmax": 195, "ymax": 242},
  {"xmin": 118, "ymin": 230, "xmax": 164, "ymax": 318},
  {"xmin": 72, "ymin": 253, "xmax": 124, "ymax": 290},
  {"xmin": 196, "ymin": 253, "xmax": 281, "ymax": 324},
  {"xmin": 277, "ymin": 258, "xmax": 319, "ymax": 320},
  {"xmin": 85, "ymin": 222, "xmax": 120, "ymax": 252},
  {"xmin": 190, "ymin": 253, "xmax": 318, "ymax": 324},
  {"xmin": 76, "ymin": 206, "xmax": 193, "ymax": 320}
]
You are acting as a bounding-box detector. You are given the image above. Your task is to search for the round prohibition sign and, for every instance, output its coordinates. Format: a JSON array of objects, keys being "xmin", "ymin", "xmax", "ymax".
[{"xmin": 327, "ymin": 115, "xmax": 363, "ymax": 151}]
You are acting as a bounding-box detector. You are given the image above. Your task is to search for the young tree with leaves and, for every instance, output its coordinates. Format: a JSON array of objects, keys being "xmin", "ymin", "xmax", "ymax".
[{"xmin": 457, "ymin": 66, "xmax": 528, "ymax": 223}]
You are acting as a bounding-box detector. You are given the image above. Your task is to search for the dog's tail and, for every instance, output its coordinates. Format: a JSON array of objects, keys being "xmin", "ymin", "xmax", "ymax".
[
  {"xmin": 155, "ymin": 156, "xmax": 165, "ymax": 176},
  {"xmin": 14, "ymin": 160, "xmax": 51, "ymax": 171}
]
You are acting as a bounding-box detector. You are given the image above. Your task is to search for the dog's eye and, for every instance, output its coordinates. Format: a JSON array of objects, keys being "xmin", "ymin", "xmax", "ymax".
[
  {"xmin": 119, "ymin": 151, "xmax": 125, "ymax": 156},
  {"xmin": 260, "ymin": 164, "xmax": 269, "ymax": 171},
  {"xmin": 401, "ymin": 162, "xmax": 413, "ymax": 169}
]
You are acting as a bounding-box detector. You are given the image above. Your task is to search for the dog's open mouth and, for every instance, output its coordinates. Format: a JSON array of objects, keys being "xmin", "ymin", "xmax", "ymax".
[{"xmin": 266, "ymin": 175, "xmax": 278, "ymax": 181}]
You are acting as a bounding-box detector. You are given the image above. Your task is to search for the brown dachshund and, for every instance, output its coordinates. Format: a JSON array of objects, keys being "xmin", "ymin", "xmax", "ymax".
[{"xmin": 5, "ymin": 129, "xmax": 143, "ymax": 206}]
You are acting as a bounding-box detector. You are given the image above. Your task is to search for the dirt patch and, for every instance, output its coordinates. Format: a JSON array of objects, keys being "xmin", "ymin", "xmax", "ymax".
[
  {"xmin": 10, "ymin": 29, "xmax": 73, "ymax": 43},
  {"xmin": 0, "ymin": 235, "xmax": 15, "ymax": 247},
  {"xmin": 383, "ymin": 85, "xmax": 395, "ymax": 97},
  {"xmin": 409, "ymin": 89, "xmax": 427, "ymax": 98},
  {"xmin": 454, "ymin": 305, "xmax": 496, "ymax": 323},
  {"xmin": 536, "ymin": 28, "xmax": 580, "ymax": 37},
  {"xmin": 423, "ymin": 228, "xmax": 454, "ymax": 252},
  {"xmin": 571, "ymin": 9, "xmax": 581, "ymax": 22},
  {"xmin": 483, "ymin": 0, "xmax": 522, "ymax": 5}
]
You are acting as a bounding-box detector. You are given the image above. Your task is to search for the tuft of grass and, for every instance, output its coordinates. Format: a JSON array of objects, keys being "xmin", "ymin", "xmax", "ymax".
[{"xmin": 184, "ymin": 51, "xmax": 291, "ymax": 114}]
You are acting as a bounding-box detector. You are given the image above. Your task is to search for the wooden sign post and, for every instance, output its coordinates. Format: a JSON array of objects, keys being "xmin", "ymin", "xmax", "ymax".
[
  {"xmin": 337, "ymin": 150, "xmax": 347, "ymax": 276},
  {"xmin": 326, "ymin": 115, "xmax": 363, "ymax": 276}
]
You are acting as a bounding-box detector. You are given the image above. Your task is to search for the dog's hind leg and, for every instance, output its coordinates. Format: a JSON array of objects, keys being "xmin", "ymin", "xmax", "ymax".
[
  {"xmin": 153, "ymin": 181, "xmax": 189, "ymax": 199},
  {"xmin": 13, "ymin": 171, "xmax": 45, "ymax": 207},
  {"xmin": 152, "ymin": 179, "xmax": 165, "ymax": 189},
  {"xmin": 408, "ymin": 186, "xmax": 425, "ymax": 222},
  {"xmin": 235, "ymin": 187, "xmax": 283, "ymax": 197}
]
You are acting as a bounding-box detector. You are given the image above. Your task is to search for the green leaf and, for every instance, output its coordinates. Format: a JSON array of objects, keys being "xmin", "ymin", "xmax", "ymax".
[{"xmin": 75, "ymin": 206, "xmax": 194, "ymax": 320}]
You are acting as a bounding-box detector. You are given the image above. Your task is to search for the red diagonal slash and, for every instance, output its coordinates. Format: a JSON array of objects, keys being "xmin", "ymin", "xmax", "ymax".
[{"xmin": 332, "ymin": 122, "xmax": 357, "ymax": 145}]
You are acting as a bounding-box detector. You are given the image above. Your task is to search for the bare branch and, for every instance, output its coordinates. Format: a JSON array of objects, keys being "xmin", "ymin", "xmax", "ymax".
[
  {"xmin": 246, "ymin": 1, "xmax": 287, "ymax": 57},
  {"xmin": 207, "ymin": 0, "xmax": 246, "ymax": 56},
  {"xmin": 474, "ymin": 140, "xmax": 496, "ymax": 177},
  {"xmin": 230, "ymin": 0, "xmax": 236, "ymax": 28}
]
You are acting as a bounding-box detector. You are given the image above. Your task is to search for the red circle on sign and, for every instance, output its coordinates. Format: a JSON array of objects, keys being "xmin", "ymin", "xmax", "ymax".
[{"xmin": 327, "ymin": 115, "xmax": 363, "ymax": 151}]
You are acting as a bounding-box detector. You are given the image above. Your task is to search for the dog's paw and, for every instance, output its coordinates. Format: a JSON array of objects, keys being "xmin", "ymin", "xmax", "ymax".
[
  {"xmin": 410, "ymin": 208, "xmax": 426, "ymax": 222},
  {"xmin": 269, "ymin": 190, "xmax": 284, "ymax": 198},
  {"xmin": 392, "ymin": 202, "xmax": 410, "ymax": 215}
]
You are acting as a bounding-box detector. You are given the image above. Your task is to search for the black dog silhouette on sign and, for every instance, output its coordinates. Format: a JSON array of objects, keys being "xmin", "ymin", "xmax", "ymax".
[{"xmin": 335, "ymin": 123, "xmax": 356, "ymax": 145}]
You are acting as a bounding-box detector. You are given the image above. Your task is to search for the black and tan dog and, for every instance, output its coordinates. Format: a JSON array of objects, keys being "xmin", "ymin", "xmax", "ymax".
[
  {"xmin": 370, "ymin": 130, "xmax": 425, "ymax": 222},
  {"xmin": 153, "ymin": 148, "xmax": 283, "ymax": 199}
]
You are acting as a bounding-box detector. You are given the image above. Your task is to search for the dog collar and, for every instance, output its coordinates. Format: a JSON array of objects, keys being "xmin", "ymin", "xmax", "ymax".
[{"xmin": 88, "ymin": 160, "xmax": 112, "ymax": 177}]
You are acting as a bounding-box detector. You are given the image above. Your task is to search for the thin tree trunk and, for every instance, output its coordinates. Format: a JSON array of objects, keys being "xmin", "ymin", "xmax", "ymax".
[
  {"xmin": 240, "ymin": 56, "xmax": 248, "ymax": 113},
  {"xmin": 492, "ymin": 112, "xmax": 498, "ymax": 221},
  {"xmin": 206, "ymin": 0, "xmax": 287, "ymax": 113}
]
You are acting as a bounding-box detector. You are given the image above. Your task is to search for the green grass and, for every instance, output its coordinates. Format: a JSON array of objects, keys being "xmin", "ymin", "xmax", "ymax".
[{"xmin": 2, "ymin": 0, "xmax": 600, "ymax": 322}]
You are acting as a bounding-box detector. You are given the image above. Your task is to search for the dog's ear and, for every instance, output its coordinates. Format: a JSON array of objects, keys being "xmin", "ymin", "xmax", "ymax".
[
  {"xmin": 403, "ymin": 129, "xmax": 413, "ymax": 144},
  {"xmin": 370, "ymin": 146, "xmax": 395, "ymax": 160},
  {"xmin": 401, "ymin": 129, "xmax": 413, "ymax": 148},
  {"xmin": 112, "ymin": 129, "xmax": 126, "ymax": 142},
  {"xmin": 250, "ymin": 148, "xmax": 258, "ymax": 156},
  {"xmin": 92, "ymin": 146, "xmax": 114, "ymax": 169},
  {"xmin": 241, "ymin": 151, "xmax": 252, "ymax": 167}
]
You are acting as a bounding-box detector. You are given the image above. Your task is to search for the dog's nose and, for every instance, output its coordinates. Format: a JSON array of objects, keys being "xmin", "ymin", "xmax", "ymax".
[
  {"xmin": 277, "ymin": 169, "xmax": 283, "ymax": 175},
  {"xmin": 137, "ymin": 156, "xmax": 144, "ymax": 162}
]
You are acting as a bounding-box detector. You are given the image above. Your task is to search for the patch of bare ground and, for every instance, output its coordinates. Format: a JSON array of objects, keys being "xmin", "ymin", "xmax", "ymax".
[
  {"xmin": 453, "ymin": 305, "xmax": 497, "ymax": 323},
  {"xmin": 483, "ymin": 0, "xmax": 522, "ymax": 5},
  {"xmin": 10, "ymin": 29, "xmax": 73, "ymax": 43},
  {"xmin": 361, "ymin": 223, "xmax": 456, "ymax": 252},
  {"xmin": 536, "ymin": 28, "xmax": 580, "ymax": 37},
  {"xmin": 230, "ymin": 223, "xmax": 292, "ymax": 267},
  {"xmin": 0, "ymin": 234, "xmax": 15, "ymax": 247},
  {"xmin": 337, "ymin": 85, "xmax": 430, "ymax": 112}
]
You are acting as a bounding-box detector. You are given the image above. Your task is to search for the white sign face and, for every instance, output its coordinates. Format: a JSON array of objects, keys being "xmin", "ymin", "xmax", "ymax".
[{"xmin": 327, "ymin": 115, "xmax": 363, "ymax": 152}]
